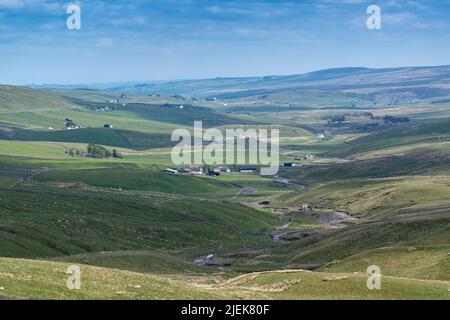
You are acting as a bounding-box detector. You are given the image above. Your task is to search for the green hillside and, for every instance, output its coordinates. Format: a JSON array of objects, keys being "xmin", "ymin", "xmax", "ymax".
[
  {"xmin": 0, "ymin": 258, "xmax": 225, "ymax": 300},
  {"xmin": 0, "ymin": 86, "xmax": 189, "ymax": 134},
  {"xmin": 0, "ymin": 85, "xmax": 75, "ymax": 111},
  {"xmin": 322, "ymin": 246, "xmax": 450, "ymax": 281},
  {"xmin": 0, "ymin": 185, "xmax": 277, "ymax": 261},
  {"xmin": 275, "ymin": 175, "xmax": 450, "ymax": 218},
  {"xmin": 34, "ymin": 169, "xmax": 239, "ymax": 195},
  {"xmin": 335, "ymin": 118, "xmax": 450, "ymax": 157},
  {"xmin": 14, "ymin": 128, "xmax": 174, "ymax": 150},
  {"xmin": 117, "ymin": 103, "xmax": 259, "ymax": 128},
  {"xmin": 0, "ymin": 258, "xmax": 448, "ymax": 300}
]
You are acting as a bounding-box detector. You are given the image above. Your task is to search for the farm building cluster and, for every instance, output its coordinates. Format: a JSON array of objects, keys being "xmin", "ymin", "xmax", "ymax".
[
  {"xmin": 161, "ymin": 159, "xmax": 315, "ymax": 176},
  {"xmin": 58, "ymin": 118, "xmax": 114, "ymax": 131},
  {"xmin": 162, "ymin": 166, "xmax": 233, "ymax": 176}
]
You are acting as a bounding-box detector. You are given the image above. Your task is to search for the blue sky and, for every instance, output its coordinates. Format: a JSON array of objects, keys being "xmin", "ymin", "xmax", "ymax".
[{"xmin": 0, "ymin": 0, "xmax": 449, "ymax": 84}]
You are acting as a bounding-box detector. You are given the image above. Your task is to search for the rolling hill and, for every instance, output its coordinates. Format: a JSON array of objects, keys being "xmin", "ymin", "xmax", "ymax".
[
  {"xmin": 2, "ymin": 66, "xmax": 450, "ymax": 300},
  {"xmin": 65, "ymin": 66, "xmax": 450, "ymax": 104}
]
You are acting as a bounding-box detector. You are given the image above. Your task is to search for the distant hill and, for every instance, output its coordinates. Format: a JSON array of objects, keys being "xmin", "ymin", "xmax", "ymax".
[{"xmin": 44, "ymin": 66, "xmax": 450, "ymax": 103}]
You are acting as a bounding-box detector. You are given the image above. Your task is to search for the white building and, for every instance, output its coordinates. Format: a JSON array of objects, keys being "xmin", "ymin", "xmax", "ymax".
[
  {"xmin": 162, "ymin": 168, "xmax": 178, "ymax": 174},
  {"xmin": 316, "ymin": 133, "xmax": 325, "ymax": 140}
]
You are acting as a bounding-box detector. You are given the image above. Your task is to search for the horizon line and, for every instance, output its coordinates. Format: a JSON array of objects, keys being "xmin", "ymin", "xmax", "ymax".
[{"xmin": 4, "ymin": 64, "xmax": 450, "ymax": 88}]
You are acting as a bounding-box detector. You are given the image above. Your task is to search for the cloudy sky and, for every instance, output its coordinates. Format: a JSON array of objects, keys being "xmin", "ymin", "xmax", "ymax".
[{"xmin": 0, "ymin": 0, "xmax": 449, "ymax": 84}]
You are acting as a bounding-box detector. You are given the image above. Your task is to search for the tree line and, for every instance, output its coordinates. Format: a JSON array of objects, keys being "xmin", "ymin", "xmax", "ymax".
[{"xmin": 66, "ymin": 144, "xmax": 122, "ymax": 159}]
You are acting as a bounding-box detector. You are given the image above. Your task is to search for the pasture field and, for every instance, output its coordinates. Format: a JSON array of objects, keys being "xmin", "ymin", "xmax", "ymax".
[
  {"xmin": 34, "ymin": 169, "xmax": 240, "ymax": 195},
  {"xmin": 14, "ymin": 128, "xmax": 174, "ymax": 150}
]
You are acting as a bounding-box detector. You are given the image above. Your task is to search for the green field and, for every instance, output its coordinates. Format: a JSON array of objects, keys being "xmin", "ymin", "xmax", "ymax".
[
  {"xmin": 13, "ymin": 128, "xmax": 174, "ymax": 150},
  {"xmin": 34, "ymin": 169, "xmax": 240, "ymax": 195}
]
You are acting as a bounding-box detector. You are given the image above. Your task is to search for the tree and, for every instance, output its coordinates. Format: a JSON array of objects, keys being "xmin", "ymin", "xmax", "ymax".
[
  {"xmin": 330, "ymin": 115, "xmax": 346, "ymax": 124},
  {"xmin": 383, "ymin": 115, "xmax": 410, "ymax": 124},
  {"xmin": 112, "ymin": 149, "xmax": 123, "ymax": 158},
  {"xmin": 87, "ymin": 144, "xmax": 112, "ymax": 158}
]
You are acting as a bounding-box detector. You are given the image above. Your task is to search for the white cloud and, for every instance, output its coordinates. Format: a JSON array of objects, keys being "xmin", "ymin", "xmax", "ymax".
[
  {"xmin": 383, "ymin": 12, "xmax": 417, "ymax": 25},
  {"xmin": 406, "ymin": 1, "xmax": 427, "ymax": 11},
  {"xmin": 341, "ymin": 0, "xmax": 366, "ymax": 3},
  {"xmin": 206, "ymin": 6, "xmax": 221, "ymax": 14},
  {"xmin": 0, "ymin": 0, "xmax": 25, "ymax": 8},
  {"xmin": 384, "ymin": 0, "xmax": 403, "ymax": 8},
  {"xmin": 206, "ymin": 3, "xmax": 291, "ymax": 18},
  {"xmin": 110, "ymin": 16, "xmax": 147, "ymax": 26},
  {"xmin": 0, "ymin": 0, "xmax": 66, "ymax": 13}
]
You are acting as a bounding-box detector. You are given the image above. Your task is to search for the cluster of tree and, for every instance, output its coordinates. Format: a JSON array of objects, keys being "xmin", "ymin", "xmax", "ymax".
[
  {"xmin": 67, "ymin": 148, "xmax": 85, "ymax": 157},
  {"xmin": 171, "ymin": 94, "xmax": 186, "ymax": 100},
  {"xmin": 329, "ymin": 115, "xmax": 346, "ymax": 124},
  {"xmin": 350, "ymin": 111, "xmax": 374, "ymax": 118},
  {"xmin": 383, "ymin": 115, "xmax": 410, "ymax": 124},
  {"xmin": 87, "ymin": 144, "xmax": 111, "ymax": 158},
  {"xmin": 65, "ymin": 119, "xmax": 77, "ymax": 128},
  {"xmin": 87, "ymin": 145, "xmax": 122, "ymax": 158},
  {"xmin": 66, "ymin": 145, "xmax": 123, "ymax": 159},
  {"xmin": 329, "ymin": 112, "xmax": 374, "ymax": 124}
]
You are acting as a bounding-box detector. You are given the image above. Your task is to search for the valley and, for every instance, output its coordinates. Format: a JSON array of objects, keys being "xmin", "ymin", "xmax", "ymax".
[{"xmin": 0, "ymin": 66, "xmax": 449, "ymax": 300}]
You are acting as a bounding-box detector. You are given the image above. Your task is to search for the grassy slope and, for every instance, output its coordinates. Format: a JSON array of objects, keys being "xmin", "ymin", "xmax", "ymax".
[
  {"xmin": 51, "ymin": 250, "xmax": 215, "ymax": 275},
  {"xmin": 275, "ymin": 175, "xmax": 450, "ymax": 219},
  {"xmin": 120, "ymin": 103, "xmax": 259, "ymax": 128},
  {"xmin": 34, "ymin": 169, "xmax": 240, "ymax": 195},
  {"xmin": 322, "ymin": 246, "xmax": 450, "ymax": 281},
  {"xmin": 0, "ymin": 85, "xmax": 74, "ymax": 111},
  {"xmin": 0, "ymin": 258, "xmax": 448, "ymax": 300},
  {"xmin": 0, "ymin": 258, "xmax": 226, "ymax": 300},
  {"xmin": 227, "ymin": 211, "xmax": 450, "ymax": 272},
  {"xmin": 0, "ymin": 86, "xmax": 186, "ymax": 135},
  {"xmin": 0, "ymin": 140, "xmax": 174, "ymax": 171},
  {"xmin": 280, "ymin": 149, "xmax": 450, "ymax": 185},
  {"xmin": 14, "ymin": 128, "xmax": 174, "ymax": 149},
  {"xmin": 248, "ymin": 116, "xmax": 450, "ymax": 279},
  {"xmin": 339, "ymin": 118, "xmax": 450, "ymax": 156},
  {"xmin": 0, "ymin": 140, "xmax": 74, "ymax": 159},
  {"xmin": 0, "ymin": 185, "xmax": 277, "ymax": 262},
  {"xmin": 276, "ymin": 119, "xmax": 450, "ymax": 222}
]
